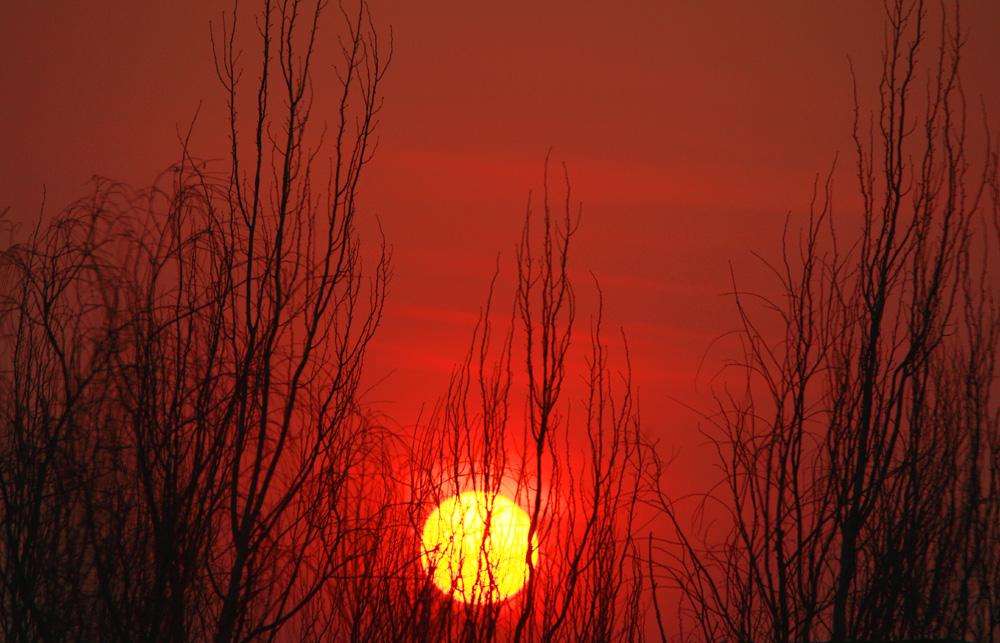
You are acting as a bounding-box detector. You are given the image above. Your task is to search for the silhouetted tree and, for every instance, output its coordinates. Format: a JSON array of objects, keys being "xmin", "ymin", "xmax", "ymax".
[
  {"xmin": 0, "ymin": 1, "xmax": 389, "ymax": 642},
  {"xmin": 0, "ymin": 1, "xmax": 657, "ymax": 640},
  {"xmin": 650, "ymin": 2, "xmax": 1000, "ymax": 643},
  {"xmin": 329, "ymin": 162, "xmax": 654, "ymax": 643}
]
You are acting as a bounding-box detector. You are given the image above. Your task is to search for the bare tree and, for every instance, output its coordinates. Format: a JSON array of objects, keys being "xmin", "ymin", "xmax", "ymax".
[
  {"xmin": 650, "ymin": 2, "xmax": 1000, "ymax": 643},
  {"xmin": 382, "ymin": 162, "xmax": 654, "ymax": 643},
  {"xmin": 0, "ymin": 2, "xmax": 652, "ymax": 641},
  {"xmin": 0, "ymin": 1, "xmax": 390, "ymax": 642},
  {"xmin": 207, "ymin": 2, "xmax": 389, "ymax": 641}
]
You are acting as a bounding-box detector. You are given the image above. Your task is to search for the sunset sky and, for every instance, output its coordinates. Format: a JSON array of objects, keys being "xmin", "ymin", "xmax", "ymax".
[{"xmin": 2, "ymin": 1, "xmax": 999, "ymax": 492}]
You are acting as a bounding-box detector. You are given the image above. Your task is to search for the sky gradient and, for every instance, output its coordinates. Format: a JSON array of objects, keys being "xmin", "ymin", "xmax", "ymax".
[{"xmin": 3, "ymin": 1, "xmax": 999, "ymax": 493}]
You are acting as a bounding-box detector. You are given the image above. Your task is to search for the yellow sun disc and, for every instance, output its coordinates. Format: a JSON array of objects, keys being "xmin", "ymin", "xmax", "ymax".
[{"xmin": 420, "ymin": 491, "xmax": 539, "ymax": 603}]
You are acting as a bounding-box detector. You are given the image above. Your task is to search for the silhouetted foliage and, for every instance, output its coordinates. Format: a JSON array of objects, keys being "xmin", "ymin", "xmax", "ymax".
[
  {"xmin": 0, "ymin": 0, "xmax": 652, "ymax": 639},
  {"xmin": 3, "ymin": 0, "xmax": 998, "ymax": 642},
  {"xmin": 392, "ymin": 163, "xmax": 654, "ymax": 643},
  {"xmin": 650, "ymin": 2, "xmax": 1000, "ymax": 643},
  {"xmin": 1, "ymin": 1, "xmax": 389, "ymax": 641}
]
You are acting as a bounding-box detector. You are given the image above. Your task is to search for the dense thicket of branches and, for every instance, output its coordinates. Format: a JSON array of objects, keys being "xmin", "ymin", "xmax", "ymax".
[
  {"xmin": 652, "ymin": 2, "xmax": 1000, "ymax": 643},
  {"xmin": 2, "ymin": 0, "xmax": 999, "ymax": 642},
  {"xmin": 0, "ymin": 1, "xmax": 389, "ymax": 641},
  {"xmin": 392, "ymin": 168, "xmax": 652, "ymax": 643},
  {"xmin": 272, "ymin": 166, "xmax": 653, "ymax": 643},
  {"xmin": 0, "ymin": 0, "xmax": 650, "ymax": 640}
]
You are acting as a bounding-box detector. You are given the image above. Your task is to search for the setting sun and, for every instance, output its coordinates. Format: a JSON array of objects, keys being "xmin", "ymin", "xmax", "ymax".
[{"xmin": 420, "ymin": 491, "xmax": 539, "ymax": 604}]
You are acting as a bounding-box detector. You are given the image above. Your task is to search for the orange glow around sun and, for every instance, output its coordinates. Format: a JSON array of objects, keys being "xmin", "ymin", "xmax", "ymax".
[{"xmin": 420, "ymin": 491, "xmax": 539, "ymax": 604}]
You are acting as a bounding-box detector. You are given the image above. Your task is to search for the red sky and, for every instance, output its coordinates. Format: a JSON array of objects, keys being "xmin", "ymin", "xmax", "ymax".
[{"xmin": 2, "ymin": 1, "xmax": 999, "ymax": 495}]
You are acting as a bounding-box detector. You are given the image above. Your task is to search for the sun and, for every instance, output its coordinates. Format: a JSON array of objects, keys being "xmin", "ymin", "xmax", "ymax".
[{"xmin": 420, "ymin": 491, "xmax": 539, "ymax": 604}]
